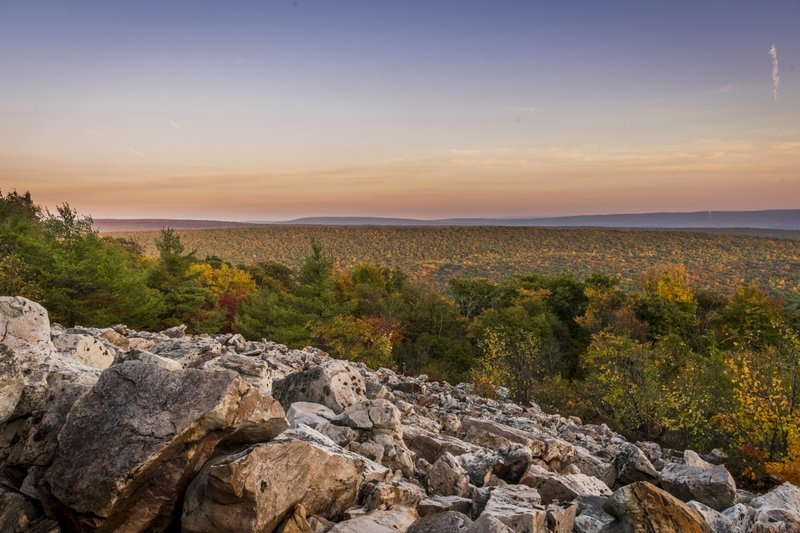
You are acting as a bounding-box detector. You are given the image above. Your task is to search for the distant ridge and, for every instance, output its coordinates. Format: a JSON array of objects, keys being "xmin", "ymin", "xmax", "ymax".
[
  {"xmin": 95, "ymin": 209, "xmax": 800, "ymax": 232},
  {"xmin": 92, "ymin": 219, "xmax": 259, "ymax": 232},
  {"xmin": 263, "ymin": 209, "xmax": 800, "ymax": 229}
]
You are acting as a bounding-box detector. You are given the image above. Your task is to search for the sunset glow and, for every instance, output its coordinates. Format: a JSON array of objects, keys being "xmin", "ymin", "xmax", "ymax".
[{"xmin": 1, "ymin": 1, "xmax": 798, "ymax": 219}]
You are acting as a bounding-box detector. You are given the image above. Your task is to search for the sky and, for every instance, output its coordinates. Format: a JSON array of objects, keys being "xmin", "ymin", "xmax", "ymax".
[{"xmin": 1, "ymin": 0, "xmax": 798, "ymax": 220}]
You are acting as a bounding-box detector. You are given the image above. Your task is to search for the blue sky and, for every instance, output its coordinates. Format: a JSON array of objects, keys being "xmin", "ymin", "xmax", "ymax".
[{"xmin": 1, "ymin": 0, "xmax": 798, "ymax": 219}]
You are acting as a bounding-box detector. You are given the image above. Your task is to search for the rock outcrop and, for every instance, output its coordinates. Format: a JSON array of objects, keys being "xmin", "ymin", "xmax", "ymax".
[{"xmin": 0, "ymin": 297, "xmax": 798, "ymax": 533}]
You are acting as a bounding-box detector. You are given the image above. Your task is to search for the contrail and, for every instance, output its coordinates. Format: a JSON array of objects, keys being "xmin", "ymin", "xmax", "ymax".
[{"xmin": 770, "ymin": 43, "xmax": 779, "ymax": 100}]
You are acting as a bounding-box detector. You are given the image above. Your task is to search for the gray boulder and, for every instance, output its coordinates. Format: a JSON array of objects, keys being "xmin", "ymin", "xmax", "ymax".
[
  {"xmin": 273, "ymin": 359, "xmax": 367, "ymax": 413},
  {"xmin": 43, "ymin": 361, "xmax": 288, "ymax": 532},
  {"xmin": 660, "ymin": 461, "xmax": 736, "ymax": 511}
]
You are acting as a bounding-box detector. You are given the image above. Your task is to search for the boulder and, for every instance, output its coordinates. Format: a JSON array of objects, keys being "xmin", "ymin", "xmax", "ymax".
[
  {"xmin": 520, "ymin": 464, "xmax": 612, "ymax": 504},
  {"xmin": 573, "ymin": 495, "xmax": 615, "ymax": 533},
  {"xmin": 407, "ymin": 510, "xmax": 472, "ymax": 533},
  {"xmin": 42, "ymin": 361, "xmax": 288, "ymax": 532},
  {"xmin": 466, "ymin": 514, "xmax": 514, "ymax": 533},
  {"xmin": 123, "ymin": 349, "xmax": 183, "ymax": 371},
  {"xmin": 0, "ymin": 485, "xmax": 43, "ymax": 532},
  {"xmin": 612, "ymin": 443, "xmax": 659, "ymax": 486},
  {"xmin": 0, "ymin": 297, "xmax": 56, "ymax": 424},
  {"xmin": 417, "ymin": 496, "xmax": 473, "ymax": 517},
  {"xmin": 686, "ymin": 501, "xmax": 736, "ymax": 533},
  {"xmin": 181, "ymin": 426, "xmax": 390, "ymax": 532},
  {"xmin": 273, "ymin": 360, "xmax": 367, "ymax": 413},
  {"xmin": 328, "ymin": 507, "xmax": 419, "ymax": 533},
  {"xmin": 660, "ymin": 461, "xmax": 736, "ymax": 511},
  {"xmin": 480, "ymin": 485, "xmax": 544, "ymax": 531},
  {"xmin": 201, "ymin": 353, "xmax": 275, "ymax": 395},
  {"xmin": 748, "ymin": 482, "xmax": 800, "ymax": 532},
  {"xmin": 460, "ymin": 417, "xmax": 541, "ymax": 454},
  {"xmin": 601, "ymin": 481, "xmax": 713, "ymax": 532},
  {"xmin": 403, "ymin": 424, "xmax": 480, "ymax": 464},
  {"xmin": 362, "ymin": 480, "xmax": 426, "ymax": 511},
  {"xmin": 333, "ymin": 399, "xmax": 402, "ymax": 434},
  {"xmin": 428, "ymin": 452, "xmax": 471, "ymax": 497},
  {"xmin": 286, "ymin": 402, "xmax": 337, "ymax": 429},
  {"xmin": 52, "ymin": 333, "xmax": 114, "ymax": 369}
]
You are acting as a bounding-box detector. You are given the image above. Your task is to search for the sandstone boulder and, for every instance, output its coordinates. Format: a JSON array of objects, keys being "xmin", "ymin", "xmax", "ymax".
[
  {"xmin": 273, "ymin": 360, "xmax": 367, "ymax": 413},
  {"xmin": 52, "ymin": 333, "xmax": 114, "ymax": 369},
  {"xmin": 43, "ymin": 361, "xmax": 288, "ymax": 532},
  {"xmin": 748, "ymin": 482, "xmax": 800, "ymax": 532},
  {"xmin": 428, "ymin": 452, "xmax": 471, "ymax": 497},
  {"xmin": 612, "ymin": 443, "xmax": 659, "ymax": 486},
  {"xmin": 402, "ymin": 424, "xmax": 480, "ymax": 464},
  {"xmin": 202, "ymin": 353, "xmax": 275, "ymax": 395},
  {"xmin": 0, "ymin": 297, "xmax": 56, "ymax": 424},
  {"xmin": 407, "ymin": 510, "xmax": 472, "ymax": 533},
  {"xmin": 362, "ymin": 480, "xmax": 426, "ymax": 511},
  {"xmin": 520, "ymin": 464, "xmax": 612, "ymax": 504},
  {"xmin": 601, "ymin": 481, "xmax": 712, "ymax": 533},
  {"xmin": 181, "ymin": 426, "xmax": 390, "ymax": 532},
  {"xmin": 660, "ymin": 461, "xmax": 736, "ymax": 511},
  {"xmin": 328, "ymin": 507, "xmax": 418, "ymax": 533}
]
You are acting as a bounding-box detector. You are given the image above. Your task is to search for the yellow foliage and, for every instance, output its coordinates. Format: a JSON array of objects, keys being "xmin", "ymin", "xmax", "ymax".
[
  {"xmin": 189, "ymin": 263, "xmax": 256, "ymax": 297},
  {"xmin": 641, "ymin": 263, "xmax": 695, "ymax": 303}
]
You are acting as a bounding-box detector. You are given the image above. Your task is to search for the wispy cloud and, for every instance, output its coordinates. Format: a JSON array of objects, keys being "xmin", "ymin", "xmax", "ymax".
[
  {"xmin": 127, "ymin": 147, "xmax": 147, "ymax": 159},
  {"xmin": 505, "ymin": 106, "xmax": 536, "ymax": 113},
  {"xmin": 770, "ymin": 43, "xmax": 780, "ymax": 100},
  {"xmin": 168, "ymin": 119, "xmax": 182, "ymax": 130},
  {"xmin": 711, "ymin": 83, "xmax": 736, "ymax": 94},
  {"xmin": 84, "ymin": 128, "xmax": 115, "ymax": 143}
]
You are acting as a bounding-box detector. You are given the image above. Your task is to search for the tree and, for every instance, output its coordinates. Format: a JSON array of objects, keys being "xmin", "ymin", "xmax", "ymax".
[{"xmin": 147, "ymin": 229, "xmax": 213, "ymax": 330}]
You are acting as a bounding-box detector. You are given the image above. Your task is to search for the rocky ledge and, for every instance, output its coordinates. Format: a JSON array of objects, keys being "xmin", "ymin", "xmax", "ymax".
[{"xmin": 1, "ymin": 296, "xmax": 798, "ymax": 533}]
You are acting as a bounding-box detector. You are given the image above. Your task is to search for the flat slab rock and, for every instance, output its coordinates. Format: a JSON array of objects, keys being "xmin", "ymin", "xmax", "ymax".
[{"xmin": 42, "ymin": 361, "xmax": 288, "ymax": 532}]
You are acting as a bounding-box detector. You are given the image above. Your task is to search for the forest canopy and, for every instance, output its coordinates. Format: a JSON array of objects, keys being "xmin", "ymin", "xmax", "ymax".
[{"xmin": 2, "ymin": 190, "xmax": 799, "ymax": 489}]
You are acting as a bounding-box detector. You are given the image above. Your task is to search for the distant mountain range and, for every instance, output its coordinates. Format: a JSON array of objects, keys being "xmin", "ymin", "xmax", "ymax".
[{"xmin": 94, "ymin": 209, "xmax": 800, "ymax": 233}]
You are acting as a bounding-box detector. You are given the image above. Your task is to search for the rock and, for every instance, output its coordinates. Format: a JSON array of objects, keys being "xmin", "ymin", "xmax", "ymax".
[
  {"xmin": 287, "ymin": 402, "xmax": 337, "ymax": 429},
  {"xmin": 460, "ymin": 417, "xmax": 541, "ymax": 454},
  {"xmin": 123, "ymin": 348, "xmax": 183, "ymax": 370},
  {"xmin": 52, "ymin": 333, "xmax": 114, "ymax": 369},
  {"xmin": 480, "ymin": 485, "xmax": 544, "ymax": 531},
  {"xmin": 42, "ymin": 361, "xmax": 288, "ymax": 532},
  {"xmin": 721, "ymin": 503, "xmax": 753, "ymax": 532},
  {"xmin": 686, "ymin": 501, "xmax": 736, "ymax": 533},
  {"xmin": 573, "ymin": 495, "xmax": 615, "ymax": 533},
  {"xmin": 601, "ymin": 481, "xmax": 713, "ymax": 532},
  {"xmin": 362, "ymin": 480, "xmax": 426, "ymax": 511},
  {"xmin": 660, "ymin": 461, "xmax": 736, "ymax": 511},
  {"xmin": 418, "ymin": 496, "xmax": 473, "ymax": 517},
  {"xmin": 684, "ymin": 449, "xmax": 714, "ymax": 468},
  {"xmin": 748, "ymin": 482, "xmax": 800, "ymax": 532},
  {"xmin": 520, "ymin": 464, "xmax": 612, "ymax": 504},
  {"xmin": 466, "ymin": 514, "xmax": 514, "ymax": 533},
  {"xmin": 276, "ymin": 505, "xmax": 313, "ymax": 533},
  {"xmin": 458, "ymin": 449, "xmax": 501, "ymax": 487},
  {"xmin": 428, "ymin": 452, "xmax": 471, "ymax": 497},
  {"xmin": 202, "ymin": 353, "xmax": 275, "ymax": 395},
  {"xmin": 328, "ymin": 507, "xmax": 419, "ymax": 533},
  {"xmin": 403, "ymin": 425, "xmax": 480, "ymax": 464},
  {"xmin": 333, "ymin": 399, "xmax": 402, "ymax": 434},
  {"xmin": 0, "ymin": 297, "xmax": 55, "ymax": 424},
  {"xmin": 0, "ymin": 485, "xmax": 43, "ymax": 532},
  {"xmin": 612, "ymin": 443, "xmax": 659, "ymax": 486},
  {"xmin": 181, "ymin": 426, "xmax": 390, "ymax": 532},
  {"xmin": 570, "ymin": 446, "xmax": 617, "ymax": 488},
  {"xmin": 273, "ymin": 359, "xmax": 367, "ymax": 413},
  {"xmin": 407, "ymin": 510, "xmax": 473, "ymax": 533}
]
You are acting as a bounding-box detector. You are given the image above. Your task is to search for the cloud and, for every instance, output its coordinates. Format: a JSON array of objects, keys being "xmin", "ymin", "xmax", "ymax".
[
  {"xmin": 168, "ymin": 120, "xmax": 182, "ymax": 130},
  {"xmin": 127, "ymin": 147, "xmax": 147, "ymax": 159},
  {"xmin": 505, "ymin": 106, "xmax": 536, "ymax": 113},
  {"xmin": 770, "ymin": 43, "xmax": 780, "ymax": 100},
  {"xmin": 711, "ymin": 84, "xmax": 736, "ymax": 94}
]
